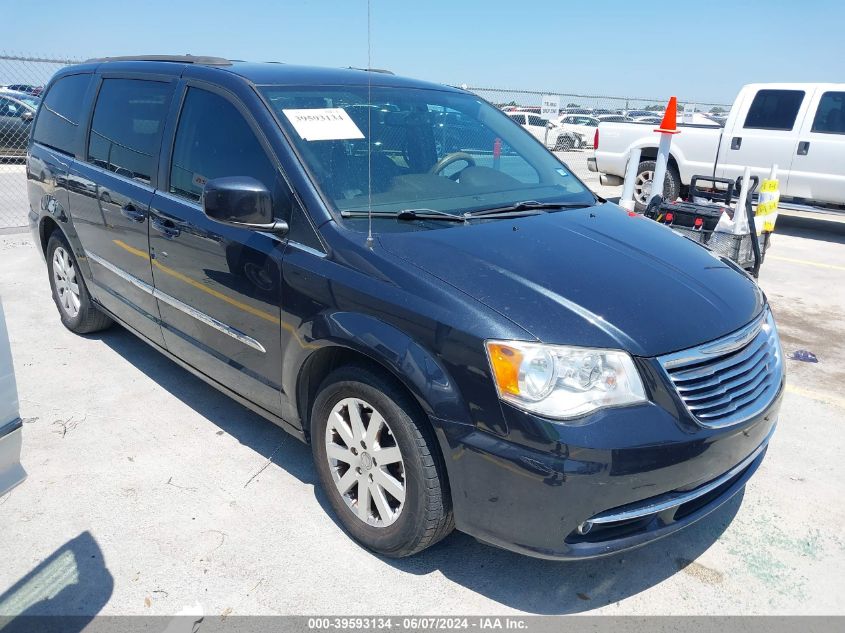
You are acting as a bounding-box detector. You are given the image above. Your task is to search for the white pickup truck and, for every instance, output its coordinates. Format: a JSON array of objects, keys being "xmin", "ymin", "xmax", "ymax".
[{"xmin": 589, "ymin": 83, "xmax": 845, "ymax": 211}]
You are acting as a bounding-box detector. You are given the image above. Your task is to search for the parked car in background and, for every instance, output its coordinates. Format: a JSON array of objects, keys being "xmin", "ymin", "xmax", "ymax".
[
  {"xmin": 591, "ymin": 82, "xmax": 845, "ymax": 211},
  {"xmin": 1, "ymin": 84, "xmax": 43, "ymax": 96},
  {"xmin": 557, "ymin": 114, "xmax": 600, "ymax": 147},
  {"xmin": 0, "ymin": 88, "xmax": 40, "ymax": 107},
  {"xmin": 559, "ymin": 107, "xmax": 592, "ymax": 116},
  {"xmin": 0, "ymin": 94, "xmax": 37, "ymax": 159},
  {"xmin": 506, "ymin": 110, "xmax": 550, "ymax": 142},
  {"xmin": 506, "ymin": 110, "xmax": 582, "ymax": 149},
  {"xmin": 28, "ymin": 56, "xmax": 784, "ymax": 561},
  {"xmin": 597, "ymin": 114, "xmax": 628, "ymax": 123},
  {"xmin": 624, "ymin": 110, "xmax": 665, "ymax": 121},
  {"xmin": 0, "ymin": 300, "xmax": 26, "ymax": 498}
]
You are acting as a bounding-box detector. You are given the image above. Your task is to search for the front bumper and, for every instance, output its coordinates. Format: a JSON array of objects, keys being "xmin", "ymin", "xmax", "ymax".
[{"xmin": 436, "ymin": 384, "xmax": 781, "ymax": 560}]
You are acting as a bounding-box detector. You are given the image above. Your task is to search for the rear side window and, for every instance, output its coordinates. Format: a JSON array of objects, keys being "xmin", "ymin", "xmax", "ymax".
[
  {"xmin": 527, "ymin": 115, "xmax": 547, "ymax": 127},
  {"xmin": 87, "ymin": 79, "xmax": 173, "ymax": 184},
  {"xmin": 169, "ymin": 87, "xmax": 290, "ymax": 217},
  {"xmin": 32, "ymin": 74, "xmax": 92, "ymax": 155},
  {"xmin": 743, "ymin": 89, "xmax": 805, "ymax": 131},
  {"xmin": 811, "ymin": 91, "xmax": 845, "ymax": 135}
]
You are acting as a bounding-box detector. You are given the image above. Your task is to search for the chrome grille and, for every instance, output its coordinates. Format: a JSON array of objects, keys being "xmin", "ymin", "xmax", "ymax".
[{"xmin": 658, "ymin": 309, "xmax": 783, "ymax": 428}]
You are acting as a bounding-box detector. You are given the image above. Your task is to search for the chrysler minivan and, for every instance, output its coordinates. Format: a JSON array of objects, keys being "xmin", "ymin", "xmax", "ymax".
[{"xmin": 26, "ymin": 56, "xmax": 784, "ymax": 559}]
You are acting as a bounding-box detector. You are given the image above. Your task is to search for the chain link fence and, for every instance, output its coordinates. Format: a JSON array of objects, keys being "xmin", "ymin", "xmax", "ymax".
[
  {"xmin": 0, "ymin": 53, "xmax": 733, "ymax": 230},
  {"xmin": 463, "ymin": 86, "xmax": 731, "ymax": 118},
  {"xmin": 1, "ymin": 54, "xmax": 82, "ymax": 230}
]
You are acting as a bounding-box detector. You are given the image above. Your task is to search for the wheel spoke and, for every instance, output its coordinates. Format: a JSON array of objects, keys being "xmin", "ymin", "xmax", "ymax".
[
  {"xmin": 69, "ymin": 291, "xmax": 80, "ymax": 313},
  {"xmin": 326, "ymin": 443, "xmax": 356, "ymax": 465},
  {"xmin": 333, "ymin": 468, "xmax": 357, "ymax": 495},
  {"xmin": 364, "ymin": 410, "xmax": 384, "ymax": 448},
  {"xmin": 372, "ymin": 445, "xmax": 402, "ymax": 466},
  {"xmin": 347, "ymin": 400, "xmax": 366, "ymax": 443},
  {"xmin": 370, "ymin": 482, "xmax": 393, "ymax": 522},
  {"xmin": 328, "ymin": 409, "xmax": 355, "ymax": 448},
  {"xmin": 356, "ymin": 477, "xmax": 371, "ymax": 521},
  {"xmin": 373, "ymin": 468, "xmax": 405, "ymax": 503}
]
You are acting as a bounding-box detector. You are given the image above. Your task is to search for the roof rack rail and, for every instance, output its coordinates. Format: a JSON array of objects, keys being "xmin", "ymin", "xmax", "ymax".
[
  {"xmin": 347, "ymin": 66, "xmax": 394, "ymax": 75},
  {"xmin": 84, "ymin": 54, "xmax": 232, "ymax": 66}
]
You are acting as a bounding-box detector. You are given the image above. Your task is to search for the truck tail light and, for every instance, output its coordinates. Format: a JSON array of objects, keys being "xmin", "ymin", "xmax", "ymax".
[{"xmin": 594, "ymin": 129, "xmax": 599, "ymax": 150}]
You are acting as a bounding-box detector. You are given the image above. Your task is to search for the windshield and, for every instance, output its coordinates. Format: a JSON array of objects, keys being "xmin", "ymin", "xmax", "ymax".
[{"xmin": 261, "ymin": 85, "xmax": 594, "ymax": 222}]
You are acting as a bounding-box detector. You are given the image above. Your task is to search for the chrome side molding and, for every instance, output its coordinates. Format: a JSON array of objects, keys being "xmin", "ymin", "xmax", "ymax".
[{"xmin": 86, "ymin": 250, "xmax": 266, "ymax": 353}]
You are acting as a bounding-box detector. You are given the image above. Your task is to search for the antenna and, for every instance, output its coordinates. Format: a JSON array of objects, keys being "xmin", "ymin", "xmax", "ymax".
[{"xmin": 365, "ymin": 0, "xmax": 375, "ymax": 249}]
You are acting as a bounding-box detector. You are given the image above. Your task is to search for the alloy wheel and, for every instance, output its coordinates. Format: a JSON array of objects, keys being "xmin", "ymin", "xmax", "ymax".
[
  {"xmin": 324, "ymin": 397, "xmax": 406, "ymax": 527},
  {"xmin": 634, "ymin": 170, "xmax": 654, "ymax": 205},
  {"xmin": 52, "ymin": 246, "xmax": 81, "ymax": 319}
]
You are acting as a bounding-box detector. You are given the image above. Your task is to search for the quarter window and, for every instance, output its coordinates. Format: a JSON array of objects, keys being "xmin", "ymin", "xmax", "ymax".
[
  {"xmin": 811, "ymin": 92, "xmax": 845, "ymax": 135},
  {"xmin": 743, "ymin": 89, "xmax": 805, "ymax": 131},
  {"xmin": 169, "ymin": 87, "xmax": 289, "ymax": 217},
  {"xmin": 87, "ymin": 79, "xmax": 173, "ymax": 183},
  {"xmin": 32, "ymin": 74, "xmax": 93, "ymax": 155}
]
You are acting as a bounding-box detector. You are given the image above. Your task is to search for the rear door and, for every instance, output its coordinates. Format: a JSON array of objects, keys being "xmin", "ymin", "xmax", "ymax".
[
  {"xmin": 149, "ymin": 84, "xmax": 292, "ymax": 416},
  {"xmin": 69, "ymin": 76, "xmax": 176, "ymax": 346},
  {"xmin": 716, "ymin": 87, "xmax": 812, "ymax": 189},
  {"xmin": 786, "ymin": 88, "xmax": 845, "ymax": 205}
]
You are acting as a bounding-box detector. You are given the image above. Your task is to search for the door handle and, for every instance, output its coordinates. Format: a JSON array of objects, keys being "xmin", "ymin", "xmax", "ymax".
[
  {"xmin": 730, "ymin": 136, "xmax": 742, "ymax": 150},
  {"xmin": 797, "ymin": 141, "xmax": 810, "ymax": 155},
  {"xmin": 120, "ymin": 203, "xmax": 146, "ymax": 223},
  {"xmin": 151, "ymin": 217, "xmax": 181, "ymax": 239}
]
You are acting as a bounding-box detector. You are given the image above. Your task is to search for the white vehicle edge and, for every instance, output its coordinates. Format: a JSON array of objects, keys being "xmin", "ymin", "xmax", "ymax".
[
  {"xmin": 589, "ymin": 83, "xmax": 845, "ymax": 211},
  {"xmin": 0, "ymin": 299, "xmax": 26, "ymax": 497}
]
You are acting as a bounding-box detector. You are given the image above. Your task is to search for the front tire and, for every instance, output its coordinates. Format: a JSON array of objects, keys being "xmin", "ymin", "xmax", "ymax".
[
  {"xmin": 633, "ymin": 159, "xmax": 682, "ymax": 213},
  {"xmin": 311, "ymin": 366, "xmax": 453, "ymax": 557},
  {"xmin": 46, "ymin": 232, "xmax": 113, "ymax": 334}
]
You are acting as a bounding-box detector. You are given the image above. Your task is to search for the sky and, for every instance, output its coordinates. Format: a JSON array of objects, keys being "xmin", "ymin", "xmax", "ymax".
[{"xmin": 4, "ymin": 0, "xmax": 843, "ymax": 104}]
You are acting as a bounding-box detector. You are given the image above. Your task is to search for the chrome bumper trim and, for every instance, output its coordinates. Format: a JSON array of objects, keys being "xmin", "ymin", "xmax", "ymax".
[{"xmin": 585, "ymin": 424, "xmax": 775, "ymax": 528}]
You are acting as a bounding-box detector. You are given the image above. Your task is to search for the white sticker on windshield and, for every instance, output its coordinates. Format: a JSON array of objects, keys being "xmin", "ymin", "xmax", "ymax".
[{"xmin": 282, "ymin": 108, "xmax": 365, "ymax": 141}]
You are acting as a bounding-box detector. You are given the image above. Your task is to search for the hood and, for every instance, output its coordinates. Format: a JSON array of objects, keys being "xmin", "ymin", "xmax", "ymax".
[{"xmin": 377, "ymin": 203, "xmax": 764, "ymax": 357}]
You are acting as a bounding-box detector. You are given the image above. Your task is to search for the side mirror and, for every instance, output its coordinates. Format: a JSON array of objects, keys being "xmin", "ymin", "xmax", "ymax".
[
  {"xmin": 20, "ymin": 110, "xmax": 34, "ymax": 122},
  {"xmin": 203, "ymin": 176, "xmax": 288, "ymax": 234}
]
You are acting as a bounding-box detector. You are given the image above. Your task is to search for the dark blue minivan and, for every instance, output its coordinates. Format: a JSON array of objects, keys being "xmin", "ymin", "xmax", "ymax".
[{"xmin": 26, "ymin": 56, "xmax": 784, "ymax": 559}]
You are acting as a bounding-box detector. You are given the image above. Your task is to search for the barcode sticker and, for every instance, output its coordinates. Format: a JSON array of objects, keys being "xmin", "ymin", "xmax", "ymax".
[{"xmin": 282, "ymin": 108, "xmax": 365, "ymax": 141}]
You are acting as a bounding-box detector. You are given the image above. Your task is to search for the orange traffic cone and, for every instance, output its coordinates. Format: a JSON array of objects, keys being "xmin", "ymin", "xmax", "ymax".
[{"xmin": 654, "ymin": 97, "xmax": 680, "ymax": 134}]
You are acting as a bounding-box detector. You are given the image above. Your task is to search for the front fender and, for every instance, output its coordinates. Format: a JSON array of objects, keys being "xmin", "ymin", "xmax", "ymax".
[{"xmin": 283, "ymin": 311, "xmax": 471, "ymax": 428}]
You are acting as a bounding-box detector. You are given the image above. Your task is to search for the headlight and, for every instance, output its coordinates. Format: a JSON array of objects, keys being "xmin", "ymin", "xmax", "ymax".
[{"xmin": 485, "ymin": 341, "xmax": 646, "ymax": 420}]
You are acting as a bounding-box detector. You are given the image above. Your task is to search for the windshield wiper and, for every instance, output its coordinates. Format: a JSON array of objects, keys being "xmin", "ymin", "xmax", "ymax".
[
  {"xmin": 467, "ymin": 200, "xmax": 595, "ymax": 217},
  {"xmin": 340, "ymin": 208, "xmax": 467, "ymax": 223}
]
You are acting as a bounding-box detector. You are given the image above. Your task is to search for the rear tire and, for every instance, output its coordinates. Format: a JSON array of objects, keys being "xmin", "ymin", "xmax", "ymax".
[
  {"xmin": 311, "ymin": 365, "xmax": 453, "ymax": 557},
  {"xmin": 46, "ymin": 232, "xmax": 113, "ymax": 334},
  {"xmin": 633, "ymin": 160, "xmax": 682, "ymax": 213}
]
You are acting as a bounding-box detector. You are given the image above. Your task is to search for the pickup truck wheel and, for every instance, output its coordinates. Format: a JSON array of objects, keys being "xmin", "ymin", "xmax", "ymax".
[
  {"xmin": 311, "ymin": 365, "xmax": 454, "ymax": 557},
  {"xmin": 46, "ymin": 232, "xmax": 113, "ymax": 334},
  {"xmin": 634, "ymin": 160, "xmax": 681, "ymax": 212}
]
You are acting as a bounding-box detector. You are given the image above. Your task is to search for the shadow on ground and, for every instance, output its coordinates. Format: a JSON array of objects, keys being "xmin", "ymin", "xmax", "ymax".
[
  {"xmin": 99, "ymin": 326, "xmax": 742, "ymax": 615},
  {"xmin": 775, "ymin": 216, "xmax": 845, "ymax": 243},
  {"xmin": 0, "ymin": 531, "xmax": 113, "ymax": 631}
]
